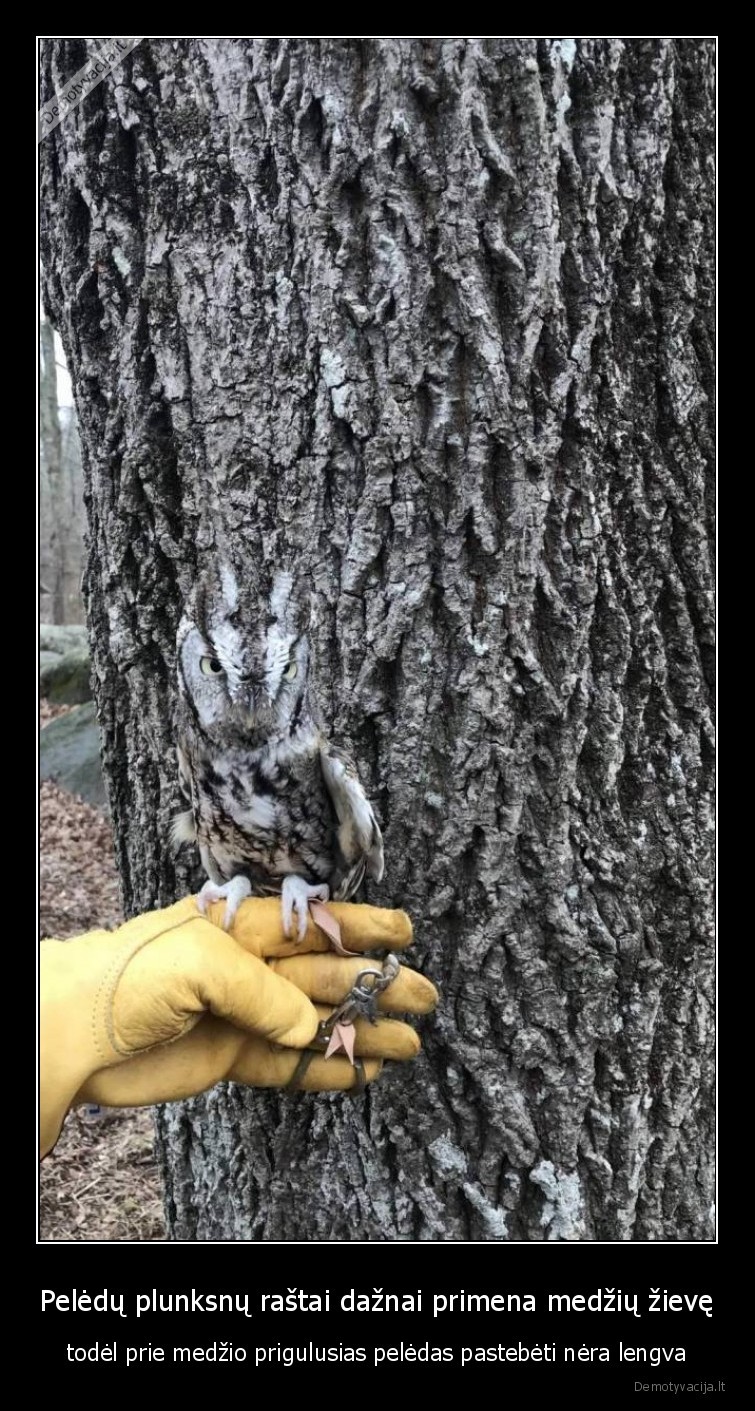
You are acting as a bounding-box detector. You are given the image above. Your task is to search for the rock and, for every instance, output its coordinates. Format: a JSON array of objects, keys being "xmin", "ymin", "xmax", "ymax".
[
  {"xmin": 40, "ymin": 647, "xmax": 92, "ymax": 704},
  {"xmin": 40, "ymin": 650, "xmax": 60, "ymax": 675},
  {"xmin": 39, "ymin": 623, "xmax": 88, "ymax": 655},
  {"xmin": 40, "ymin": 702, "xmax": 107, "ymax": 809}
]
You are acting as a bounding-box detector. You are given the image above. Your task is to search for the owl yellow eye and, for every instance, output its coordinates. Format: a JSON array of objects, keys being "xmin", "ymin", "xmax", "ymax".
[
  {"xmin": 200, "ymin": 656, "xmax": 224, "ymax": 677},
  {"xmin": 283, "ymin": 660, "xmax": 298, "ymax": 681}
]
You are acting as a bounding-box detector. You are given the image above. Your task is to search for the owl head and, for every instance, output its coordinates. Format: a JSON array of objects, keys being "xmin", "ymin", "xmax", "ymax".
[{"xmin": 177, "ymin": 561, "xmax": 313, "ymax": 737}]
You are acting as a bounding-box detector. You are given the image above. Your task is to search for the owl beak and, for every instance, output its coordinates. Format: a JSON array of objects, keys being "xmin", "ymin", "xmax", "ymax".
[
  {"xmin": 239, "ymin": 679, "xmax": 266, "ymax": 725},
  {"xmin": 230, "ymin": 664, "xmax": 269, "ymax": 722}
]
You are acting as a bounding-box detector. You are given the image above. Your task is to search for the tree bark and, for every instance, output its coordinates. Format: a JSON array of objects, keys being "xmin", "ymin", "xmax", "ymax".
[{"xmin": 40, "ymin": 37, "xmax": 715, "ymax": 1241}]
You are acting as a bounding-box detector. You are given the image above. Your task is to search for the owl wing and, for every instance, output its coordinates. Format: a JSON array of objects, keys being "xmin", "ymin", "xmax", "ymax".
[
  {"xmin": 170, "ymin": 740, "xmax": 198, "ymax": 852},
  {"xmin": 319, "ymin": 742, "xmax": 384, "ymax": 895}
]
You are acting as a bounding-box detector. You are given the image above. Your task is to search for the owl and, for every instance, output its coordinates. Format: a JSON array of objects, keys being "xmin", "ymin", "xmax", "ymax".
[{"xmin": 173, "ymin": 559, "xmax": 384, "ymax": 938}]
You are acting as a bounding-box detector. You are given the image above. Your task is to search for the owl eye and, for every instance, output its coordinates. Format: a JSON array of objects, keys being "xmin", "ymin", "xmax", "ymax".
[
  {"xmin": 283, "ymin": 660, "xmax": 298, "ymax": 681},
  {"xmin": 200, "ymin": 656, "xmax": 224, "ymax": 677}
]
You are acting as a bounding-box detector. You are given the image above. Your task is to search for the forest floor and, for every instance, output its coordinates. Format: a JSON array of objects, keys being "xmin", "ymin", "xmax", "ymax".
[{"xmin": 39, "ymin": 702, "xmax": 165, "ymax": 1241}]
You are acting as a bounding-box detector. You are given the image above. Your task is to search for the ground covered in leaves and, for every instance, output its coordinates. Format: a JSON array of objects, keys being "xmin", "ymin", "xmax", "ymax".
[
  {"xmin": 39, "ymin": 703, "xmax": 165, "ymax": 1241},
  {"xmin": 39, "ymin": 780, "xmax": 122, "ymax": 938}
]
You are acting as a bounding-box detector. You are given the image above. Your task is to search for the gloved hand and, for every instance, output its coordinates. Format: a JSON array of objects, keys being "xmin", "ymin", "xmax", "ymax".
[{"xmin": 40, "ymin": 896, "xmax": 437, "ymax": 1157}]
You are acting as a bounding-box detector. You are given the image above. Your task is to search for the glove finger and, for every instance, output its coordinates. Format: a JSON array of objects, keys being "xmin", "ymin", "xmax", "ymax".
[
  {"xmin": 217, "ymin": 896, "xmax": 413, "ymax": 958},
  {"xmin": 79, "ymin": 1018, "xmax": 383, "ymax": 1104},
  {"xmin": 311, "ymin": 1005, "xmax": 421, "ymax": 1059},
  {"xmin": 78, "ymin": 1017, "xmax": 247, "ymax": 1107},
  {"xmin": 269, "ymin": 954, "xmax": 438, "ymax": 1014},
  {"xmin": 231, "ymin": 1045, "xmax": 383, "ymax": 1092},
  {"xmin": 196, "ymin": 932, "xmax": 319, "ymax": 1046}
]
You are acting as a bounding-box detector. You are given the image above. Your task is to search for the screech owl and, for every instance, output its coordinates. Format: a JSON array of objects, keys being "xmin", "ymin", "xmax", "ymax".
[{"xmin": 173, "ymin": 559, "xmax": 384, "ymax": 938}]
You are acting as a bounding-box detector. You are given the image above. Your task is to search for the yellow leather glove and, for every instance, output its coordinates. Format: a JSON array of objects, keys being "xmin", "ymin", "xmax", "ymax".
[{"xmin": 41, "ymin": 896, "xmax": 437, "ymax": 1158}]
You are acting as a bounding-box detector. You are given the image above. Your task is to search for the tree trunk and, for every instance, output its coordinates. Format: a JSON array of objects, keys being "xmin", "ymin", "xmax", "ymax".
[{"xmin": 40, "ymin": 37, "xmax": 715, "ymax": 1241}]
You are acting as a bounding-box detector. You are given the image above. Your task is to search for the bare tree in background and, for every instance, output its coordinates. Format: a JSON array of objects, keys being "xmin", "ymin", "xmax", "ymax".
[
  {"xmin": 40, "ymin": 319, "xmax": 64, "ymax": 623},
  {"xmin": 40, "ymin": 37, "xmax": 715, "ymax": 1241},
  {"xmin": 40, "ymin": 317, "xmax": 86, "ymax": 625}
]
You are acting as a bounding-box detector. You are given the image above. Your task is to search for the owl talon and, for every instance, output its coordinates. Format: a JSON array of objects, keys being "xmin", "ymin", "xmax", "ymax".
[
  {"xmin": 196, "ymin": 876, "xmax": 252, "ymax": 929},
  {"xmin": 281, "ymin": 877, "xmax": 330, "ymax": 943}
]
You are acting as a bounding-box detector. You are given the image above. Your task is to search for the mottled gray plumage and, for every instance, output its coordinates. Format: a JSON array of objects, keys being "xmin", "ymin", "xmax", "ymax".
[{"xmin": 174, "ymin": 560, "xmax": 383, "ymax": 935}]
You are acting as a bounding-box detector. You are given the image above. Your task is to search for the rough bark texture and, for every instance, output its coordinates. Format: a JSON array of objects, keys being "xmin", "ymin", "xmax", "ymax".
[{"xmin": 40, "ymin": 37, "xmax": 715, "ymax": 1241}]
